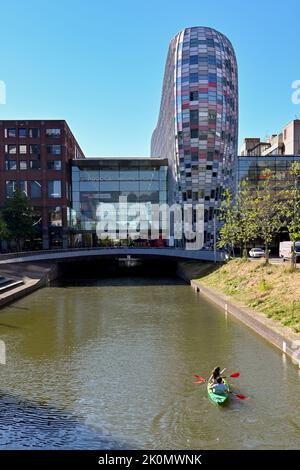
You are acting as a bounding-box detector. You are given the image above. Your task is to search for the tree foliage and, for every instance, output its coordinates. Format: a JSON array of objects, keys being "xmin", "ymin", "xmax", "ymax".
[{"xmin": 1, "ymin": 189, "xmax": 37, "ymax": 251}]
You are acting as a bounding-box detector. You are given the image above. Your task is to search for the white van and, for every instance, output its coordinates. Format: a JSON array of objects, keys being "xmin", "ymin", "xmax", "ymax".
[{"xmin": 279, "ymin": 241, "xmax": 300, "ymax": 261}]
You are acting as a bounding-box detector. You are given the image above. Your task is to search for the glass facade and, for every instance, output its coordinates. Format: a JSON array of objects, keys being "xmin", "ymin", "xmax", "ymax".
[
  {"xmin": 151, "ymin": 26, "xmax": 238, "ymax": 247},
  {"xmin": 69, "ymin": 158, "xmax": 168, "ymax": 246},
  {"xmin": 236, "ymin": 156, "xmax": 300, "ymax": 191}
]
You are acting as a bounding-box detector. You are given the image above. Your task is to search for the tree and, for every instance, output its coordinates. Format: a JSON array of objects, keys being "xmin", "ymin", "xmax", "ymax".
[
  {"xmin": 251, "ymin": 170, "xmax": 284, "ymax": 264},
  {"xmin": 284, "ymin": 162, "xmax": 300, "ymax": 269},
  {"xmin": 218, "ymin": 189, "xmax": 240, "ymax": 258},
  {"xmin": 236, "ymin": 181, "xmax": 259, "ymax": 258},
  {"xmin": 1, "ymin": 189, "xmax": 37, "ymax": 251}
]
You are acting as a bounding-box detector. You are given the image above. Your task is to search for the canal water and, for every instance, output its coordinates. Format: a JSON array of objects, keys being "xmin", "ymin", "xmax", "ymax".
[{"xmin": 0, "ymin": 274, "xmax": 299, "ymax": 449}]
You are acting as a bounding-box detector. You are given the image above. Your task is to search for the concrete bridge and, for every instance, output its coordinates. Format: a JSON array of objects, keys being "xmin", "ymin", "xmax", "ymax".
[{"xmin": 0, "ymin": 247, "xmax": 225, "ymax": 265}]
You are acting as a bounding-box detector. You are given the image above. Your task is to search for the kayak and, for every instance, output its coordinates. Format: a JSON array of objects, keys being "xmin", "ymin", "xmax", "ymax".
[{"xmin": 207, "ymin": 379, "xmax": 230, "ymax": 405}]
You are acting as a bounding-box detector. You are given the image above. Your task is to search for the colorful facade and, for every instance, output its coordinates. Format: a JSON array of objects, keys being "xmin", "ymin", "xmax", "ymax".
[{"xmin": 151, "ymin": 26, "xmax": 238, "ymax": 247}]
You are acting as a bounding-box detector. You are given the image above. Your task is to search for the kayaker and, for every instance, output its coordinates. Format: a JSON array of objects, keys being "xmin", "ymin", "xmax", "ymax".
[
  {"xmin": 208, "ymin": 366, "xmax": 227, "ymax": 384},
  {"xmin": 212, "ymin": 377, "xmax": 229, "ymax": 395}
]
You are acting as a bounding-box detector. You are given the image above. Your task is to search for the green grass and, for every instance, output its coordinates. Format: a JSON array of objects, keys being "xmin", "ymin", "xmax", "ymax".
[{"xmin": 198, "ymin": 259, "xmax": 300, "ymax": 333}]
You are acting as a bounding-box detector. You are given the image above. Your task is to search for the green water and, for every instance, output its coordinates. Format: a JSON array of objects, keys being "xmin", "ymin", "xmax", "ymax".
[{"xmin": 0, "ymin": 277, "xmax": 299, "ymax": 449}]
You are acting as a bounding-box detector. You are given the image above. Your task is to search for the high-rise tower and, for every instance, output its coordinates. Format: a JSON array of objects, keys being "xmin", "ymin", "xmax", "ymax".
[{"xmin": 151, "ymin": 27, "xmax": 238, "ymax": 247}]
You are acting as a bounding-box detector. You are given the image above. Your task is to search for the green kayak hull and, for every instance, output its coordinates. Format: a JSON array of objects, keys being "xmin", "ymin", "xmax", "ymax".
[{"xmin": 207, "ymin": 379, "xmax": 230, "ymax": 405}]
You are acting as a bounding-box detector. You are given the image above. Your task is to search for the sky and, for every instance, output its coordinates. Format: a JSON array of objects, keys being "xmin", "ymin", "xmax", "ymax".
[{"xmin": 0, "ymin": 0, "xmax": 300, "ymax": 156}]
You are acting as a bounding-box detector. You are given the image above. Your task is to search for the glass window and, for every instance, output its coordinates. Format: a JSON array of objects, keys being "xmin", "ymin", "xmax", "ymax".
[
  {"xmin": 49, "ymin": 207, "xmax": 62, "ymax": 226},
  {"xmin": 30, "ymin": 160, "xmax": 41, "ymax": 170},
  {"xmin": 48, "ymin": 180, "xmax": 62, "ymax": 198},
  {"xmin": 80, "ymin": 181, "xmax": 100, "ymax": 191},
  {"xmin": 46, "ymin": 128, "xmax": 61, "ymax": 138},
  {"xmin": 189, "ymin": 73, "xmax": 198, "ymax": 83},
  {"xmin": 6, "ymin": 180, "xmax": 17, "ymax": 197},
  {"xmin": 190, "ymin": 110, "xmax": 198, "ymax": 123},
  {"xmin": 18, "ymin": 128, "xmax": 26, "ymax": 138},
  {"xmin": 5, "ymin": 160, "xmax": 17, "ymax": 170},
  {"xmin": 47, "ymin": 160, "xmax": 62, "ymax": 170},
  {"xmin": 190, "ymin": 91, "xmax": 199, "ymax": 101},
  {"xmin": 20, "ymin": 160, "xmax": 27, "ymax": 170},
  {"xmin": 30, "ymin": 144, "xmax": 40, "ymax": 155},
  {"xmin": 189, "ymin": 55, "xmax": 198, "ymax": 65},
  {"xmin": 19, "ymin": 180, "xmax": 28, "ymax": 195},
  {"xmin": 47, "ymin": 145, "xmax": 61, "ymax": 155},
  {"xmin": 5, "ymin": 128, "xmax": 16, "ymax": 138},
  {"xmin": 100, "ymin": 181, "xmax": 119, "ymax": 191},
  {"xmin": 19, "ymin": 145, "xmax": 27, "ymax": 154},
  {"xmin": 30, "ymin": 180, "xmax": 42, "ymax": 198},
  {"xmin": 191, "ymin": 129, "xmax": 198, "ymax": 139},
  {"xmin": 29, "ymin": 128, "xmax": 40, "ymax": 138},
  {"xmin": 6, "ymin": 144, "xmax": 17, "ymax": 154},
  {"xmin": 120, "ymin": 181, "xmax": 139, "ymax": 191}
]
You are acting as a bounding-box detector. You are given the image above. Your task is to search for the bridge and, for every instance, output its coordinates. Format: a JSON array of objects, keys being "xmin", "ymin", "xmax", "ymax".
[{"xmin": 0, "ymin": 247, "xmax": 225, "ymax": 265}]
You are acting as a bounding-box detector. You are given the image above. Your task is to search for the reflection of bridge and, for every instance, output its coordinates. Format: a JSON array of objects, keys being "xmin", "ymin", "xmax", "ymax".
[{"xmin": 0, "ymin": 247, "xmax": 225, "ymax": 264}]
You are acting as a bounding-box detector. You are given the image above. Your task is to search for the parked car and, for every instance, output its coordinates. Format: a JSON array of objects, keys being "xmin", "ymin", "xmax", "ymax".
[
  {"xmin": 279, "ymin": 241, "xmax": 300, "ymax": 261},
  {"xmin": 249, "ymin": 247, "xmax": 265, "ymax": 258}
]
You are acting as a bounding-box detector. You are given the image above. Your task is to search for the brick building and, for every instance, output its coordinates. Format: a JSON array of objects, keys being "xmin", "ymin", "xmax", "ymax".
[{"xmin": 0, "ymin": 120, "xmax": 85, "ymax": 249}]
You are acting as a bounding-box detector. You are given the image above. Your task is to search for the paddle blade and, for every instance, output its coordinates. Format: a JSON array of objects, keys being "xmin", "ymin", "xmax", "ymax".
[
  {"xmin": 235, "ymin": 393, "xmax": 249, "ymax": 400},
  {"xmin": 192, "ymin": 378, "xmax": 206, "ymax": 384},
  {"xmin": 230, "ymin": 372, "xmax": 240, "ymax": 378},
  {"xmin": 194, "ymin": 375, "xmax": 206, "ymax": 381}
]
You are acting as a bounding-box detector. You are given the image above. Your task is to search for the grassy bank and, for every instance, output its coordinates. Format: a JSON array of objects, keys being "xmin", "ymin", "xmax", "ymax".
[{"xmin": 199, "ymin": 259, "xmax": 300, "ymax": 333}]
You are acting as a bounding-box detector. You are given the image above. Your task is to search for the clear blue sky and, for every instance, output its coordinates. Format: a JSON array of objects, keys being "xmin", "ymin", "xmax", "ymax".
[{"xmin": 0, "ymin": 0, "xmax": 299, "ymax": 156}]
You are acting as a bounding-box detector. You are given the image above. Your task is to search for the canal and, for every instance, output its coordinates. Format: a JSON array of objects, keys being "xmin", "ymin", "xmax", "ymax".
[{"xmin": 0, "ymin": 267, "xmax": 299, "ymax": 449}]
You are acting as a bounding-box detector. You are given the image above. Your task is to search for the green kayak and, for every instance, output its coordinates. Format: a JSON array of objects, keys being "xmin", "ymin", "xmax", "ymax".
[{"xmin": 207, "ymin": 379, "xmax": 230, "ymax": 405}]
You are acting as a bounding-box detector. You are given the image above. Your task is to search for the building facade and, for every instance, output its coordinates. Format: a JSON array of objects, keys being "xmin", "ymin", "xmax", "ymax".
[
  {"xmin": 69, "ymin": 157, "xmax": 168, "ymax": 247},
  {"xmin": 151, "ymin": 26, "xmax": 238, "ymax": 247},
  {"xmin": 236, "ymin": 155, "xmax": 300, "ymax": 191},
  {"xmin": 0, "ymin": 120, "xmax": 85, "ymax": 249},
  {"xmin": 240, "ymin": 119, "xmax": 300, "ymax": 157}
]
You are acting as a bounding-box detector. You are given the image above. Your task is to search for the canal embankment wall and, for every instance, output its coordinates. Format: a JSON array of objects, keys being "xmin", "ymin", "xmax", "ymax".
[
  {"xmin": 0, "ymin": 262, "xmax": 59, "ymax": 309},
  {"xmin": 176, "ymin": 261, "xmax": 300, "ymax": 366}
]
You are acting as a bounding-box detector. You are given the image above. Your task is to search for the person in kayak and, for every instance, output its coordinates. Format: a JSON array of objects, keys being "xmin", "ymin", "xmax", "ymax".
[
  {"xmin": 212, "ymin": 377, "xmax": 229, "ymax": 395},
  {"xmin": 208, "ymin": 366, "xmax": 227, "ymax": 384}
]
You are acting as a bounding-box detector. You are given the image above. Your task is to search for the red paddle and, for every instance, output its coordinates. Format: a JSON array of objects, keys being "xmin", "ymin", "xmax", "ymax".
[
  {"xmin": 193, "ymin": 372, "xmax": 240, "ymax": 382},
  {"xmin": 231, "ymin": 392, "xmax": 249, "ymax": 400}
]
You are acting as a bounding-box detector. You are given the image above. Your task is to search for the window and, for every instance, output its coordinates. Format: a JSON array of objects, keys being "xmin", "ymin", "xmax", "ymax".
[
  {"xmin": 19, "ymin": 180, "xmax": 28, "ymax": 195},
  {"xmin": 190, "ymin": 91, "xmax": 198, "ymax": 101},
  {"xmin": 49, "ymin": 207, "xmax": 62, "ymax": 226},
  {"xmin": 46, "ymin": 128, "xmax": 61, "ymax": 138},
  {"xmin": 6, "ymin": 144, "xmax": 17, "ymax": 154},
  {"xmin": 191, "ymin": 129, "xmax": 198, "ymax": 139},
  {"xmin": 6, "ymin": 180, "xmax": 17, "ymax": 197},
  {"xmin": 19, "ymin": 145, "xmax": 27, "ymax": 154},
  {"xmin": 189, "ymin": 55, "xmax": 198, "ymax": 65},
  {"xmin": 47, "ymin": 145, "xmax": 61, "ymax": 155},
  {"xmin": 30, "ymin": 144, "xmax": 40, "ymax": 155},
  {"xmin": 18, "ymin": 128, "xmax": 26, "ymax": 138},
  {"xmin": 30, "ymin": 160, "xmax": 41, "ymax": 170},
  {"xmin": 29, "ymin": 128, "xmax": 40, "ymax": 138},
  {"xmin": 48, "ymin": 180, "xmax": 61, "ymax": 198},
  {"xmin": 190, "ymin": 110, "xmax": 199, "ymax": 123},
  {"xmin": 20, "ymin": 160, "xmax": 27, "ymax": 170},
  {"xmin": 30, "ymin": 180, "xmax": 42, "ymax": 198},
  {"xmin": 5, "ymin": 160, "xmax": 17, "ymax": 170},
  {"xmin": 5, "ymin": 128, "xmax": 16, "ymax": 138},
  {"xmin": 189, "ymin": 73, "xmax": 198, "ymax": 83},
  {"xmin": 47, "ymin": 160, "xmax": 62, "ymax": 170}
]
